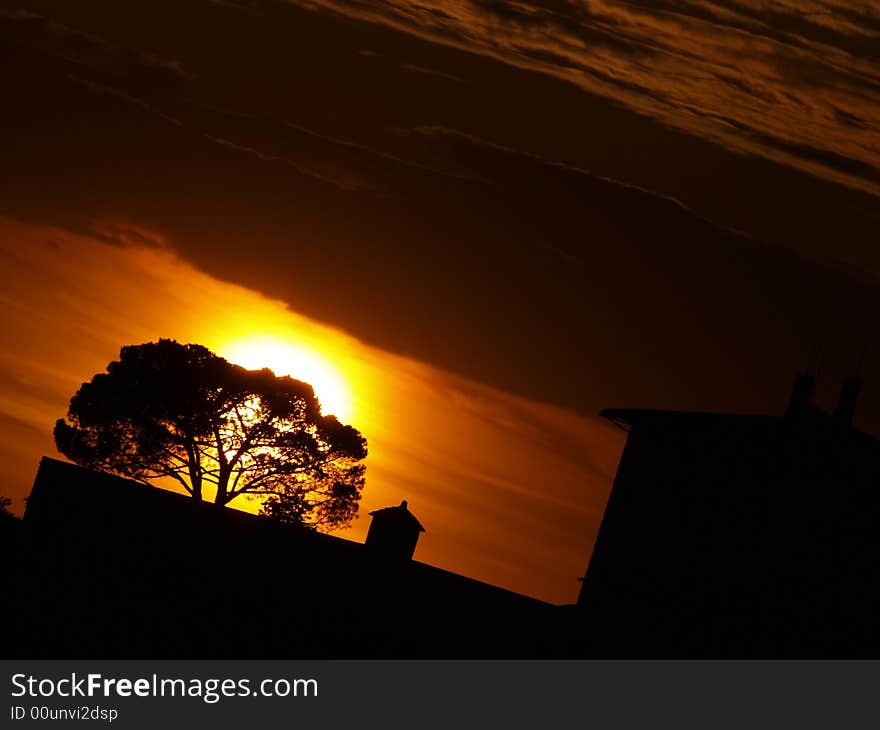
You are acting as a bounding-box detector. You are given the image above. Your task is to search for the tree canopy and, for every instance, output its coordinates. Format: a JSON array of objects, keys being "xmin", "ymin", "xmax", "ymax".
[{"xmin": 54, "ymin": 340, "xmax": 367, "ymax": 530}]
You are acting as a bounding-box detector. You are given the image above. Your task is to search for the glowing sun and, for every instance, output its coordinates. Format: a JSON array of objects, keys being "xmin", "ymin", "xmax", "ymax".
[{"xmin": 220, "ymin": 335, "xmax": 354, "ymax": 422}]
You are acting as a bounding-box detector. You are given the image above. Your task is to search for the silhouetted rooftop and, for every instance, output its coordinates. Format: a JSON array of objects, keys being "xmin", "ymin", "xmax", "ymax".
[
  {"xmin": 10, "ymin": 456, "xmax": 552, "ymax": 659},
  {"xmin": 602, "ymin": 407, "xmax": 773, "ymax": 430},
  {"xmin": 601, "ymin": 402, "xmax": 880, "ymax": 452}
]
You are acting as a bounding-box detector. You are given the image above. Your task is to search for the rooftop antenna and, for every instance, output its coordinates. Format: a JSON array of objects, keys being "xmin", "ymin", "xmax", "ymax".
[{"xmin": 834, "ymin": 342, "xmax": 867, "ymax": 426}]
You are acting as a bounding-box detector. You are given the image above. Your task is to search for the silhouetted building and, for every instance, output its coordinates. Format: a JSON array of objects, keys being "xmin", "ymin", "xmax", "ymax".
[
  {"xmin": 11, "ymin": 371, "xmax": 880, "ymax": 659},
  {"xmin": 366, "ymin": 500, "xmax": 425, "ymax": 560},
  {"xmin": 10, "ymin": 457, "xmax": 553, "ymax": 659},
  {"xmin": 577, "ymin": 373, "xmax": 880, "ymax": 656}
]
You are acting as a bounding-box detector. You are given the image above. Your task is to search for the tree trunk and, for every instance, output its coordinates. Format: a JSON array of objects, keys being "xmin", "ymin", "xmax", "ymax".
[
  {"xmin": 188, "ymin": 467, "xmax": 203, "ymax": 501},
  {"xmin": 214, "ymin": 468, "xmax": 230, "ymax": 506}
]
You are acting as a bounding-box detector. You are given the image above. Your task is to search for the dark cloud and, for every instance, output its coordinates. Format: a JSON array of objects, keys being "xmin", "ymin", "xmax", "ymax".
[
  {"xmin": 0, "ymin": 8, "xmax": 193, "ymax": 82},
  {"xmin": 619, "ymin": 0, "xmax": 880, "ymax": 56},
  {"xmin": 69, "ymin": 75, "xmax": 184, "ymax": 126},
  {"xmin": 282, "ymin": 0, "xmax": 880, "ymax": 196},
  {"xmin": 2, "ymin": 0, "xmax": 879, "ymax": 443}
]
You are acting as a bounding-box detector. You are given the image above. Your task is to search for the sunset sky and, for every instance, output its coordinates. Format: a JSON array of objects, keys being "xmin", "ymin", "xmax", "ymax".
[{"xmin": 1, "ymin": 0, "xmax": 879, "ymax": 603}]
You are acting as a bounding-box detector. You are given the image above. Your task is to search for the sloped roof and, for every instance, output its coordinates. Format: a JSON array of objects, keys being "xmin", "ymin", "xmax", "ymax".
[{"xmin": 17, "ymin": 457, "xmax": 552, "ymax": 660}]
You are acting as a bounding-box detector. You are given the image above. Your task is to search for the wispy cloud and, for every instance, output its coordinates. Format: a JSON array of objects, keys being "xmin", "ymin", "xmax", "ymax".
[
  {"xmin": 400, "ymin": 62, "xmax": 467, "ymax": 83},
  {"xmin": 70, "ymin": 75, "xmax": 184, "ymax": 127},
  {"xmin": 204, "ymin": 133, "xmax": 372, "ymax": 190},
  {"xmin": 287, "ymin": 0, "xmax": 880, "ymax": 195}
]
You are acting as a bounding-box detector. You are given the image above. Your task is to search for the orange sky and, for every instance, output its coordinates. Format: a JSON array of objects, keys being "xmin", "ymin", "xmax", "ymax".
[{"xmin": 0, "ymin": 216, "xmax": 624, "ymax": 604}]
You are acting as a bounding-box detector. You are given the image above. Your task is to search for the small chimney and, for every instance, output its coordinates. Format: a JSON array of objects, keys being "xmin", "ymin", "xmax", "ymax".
[
  {"xmin": 785, "ymin": 372, "xmax": 814, "ymax": 419},
  {"xmin": 365, "ymin": 499, "xmax": 425, "ymax": 561},
  {"xmin": 834, "ymin": 376, "xmax": 863, "ymax": 425}
]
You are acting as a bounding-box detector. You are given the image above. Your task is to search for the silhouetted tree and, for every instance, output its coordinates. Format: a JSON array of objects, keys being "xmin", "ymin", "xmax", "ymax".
[
  {"xmin": 54, "ymin": 340, "xmax": 367, "ymax": 529},
  {"xmin": 0, "ymin": 497, "xmax": 11, "ymax": 516}
]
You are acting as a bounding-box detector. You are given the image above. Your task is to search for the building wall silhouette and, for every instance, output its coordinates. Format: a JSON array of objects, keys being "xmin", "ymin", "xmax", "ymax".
[{"xmin": 577, "ymin": 375, "xmax": 880, "ymax": 656}]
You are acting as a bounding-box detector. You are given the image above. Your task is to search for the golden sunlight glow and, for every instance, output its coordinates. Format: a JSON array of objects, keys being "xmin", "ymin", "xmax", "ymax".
[
  {"xmin": 220, "ymin": 335, "xmax": 354, "ymax": 422},
  {"xmin": 0, "ymin": 216, "xmax": 622, "ymax": 603}
]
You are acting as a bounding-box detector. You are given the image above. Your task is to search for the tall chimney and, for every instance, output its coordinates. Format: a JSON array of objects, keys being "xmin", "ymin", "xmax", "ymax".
[
  {"xmin": 785, "ymin": 372, "xmax": 814, "ymax": 419},
  {"xmin": 834, "ymin": 376, "xmax": 863, "ymax": 425}
]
